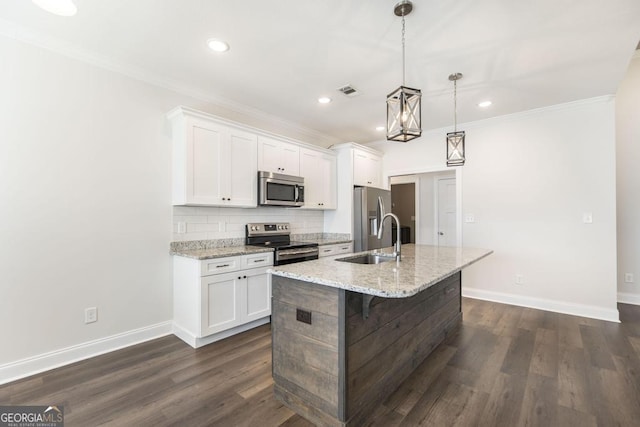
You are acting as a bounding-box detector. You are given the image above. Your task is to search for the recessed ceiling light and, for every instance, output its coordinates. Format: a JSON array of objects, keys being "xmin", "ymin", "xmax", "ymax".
[
  {"xmin": 376, "ymin": 126, "xmax": 385, "ymax": 131},
  {"xmin": 32, "ymin": 0, "xmax": 77, "ymax": 16},
  {"xmin": 207, "ymin": 39, "xmax": 230, "ymax": 53},
  {"xmin": 478, "ymin": 101, "xmax": 492, "ymax": 108},
  {"xmin": 318, "ymin": 97, "xmax": 332, "ymax": 104}
]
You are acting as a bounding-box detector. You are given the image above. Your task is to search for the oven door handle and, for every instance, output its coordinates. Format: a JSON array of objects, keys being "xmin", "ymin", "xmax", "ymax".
[{"xmin": 278, "ymin": 248, "xmax": 319, "ymax": 257}]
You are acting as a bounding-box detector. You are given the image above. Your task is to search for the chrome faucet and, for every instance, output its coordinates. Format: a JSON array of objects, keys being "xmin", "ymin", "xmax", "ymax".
[{"xmin": 376, "ymin": 196, "xmax": 401, "ymax": 261}]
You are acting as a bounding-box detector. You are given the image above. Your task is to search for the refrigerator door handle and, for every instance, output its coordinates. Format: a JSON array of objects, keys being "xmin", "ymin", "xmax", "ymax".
[{"xmin": 377, "ymin": 196, "xmax": 386, "ymax": 234}]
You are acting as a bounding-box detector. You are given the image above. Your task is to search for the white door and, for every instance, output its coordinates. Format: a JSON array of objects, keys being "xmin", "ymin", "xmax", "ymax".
[{"xmin": 437, "ymin": 178, "xmax": 457, "ymax": 246}]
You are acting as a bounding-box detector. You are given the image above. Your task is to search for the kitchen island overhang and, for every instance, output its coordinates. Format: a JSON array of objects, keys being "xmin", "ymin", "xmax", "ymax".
[{"xmin": 269, "ymin": 244, "xmax": 492, "ymax": 426}]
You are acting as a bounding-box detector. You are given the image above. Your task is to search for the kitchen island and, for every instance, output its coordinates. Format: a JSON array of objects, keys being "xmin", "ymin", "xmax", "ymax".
[{"xmin": 269, "ymin": 244, "xmax": 492, "ymax": 427}]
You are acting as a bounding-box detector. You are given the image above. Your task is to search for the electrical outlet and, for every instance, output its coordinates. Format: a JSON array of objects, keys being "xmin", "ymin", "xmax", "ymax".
[
  {"xmin": 515, "ymin": 274, "xmax": 525, "ymax": 285},
  {"xmin": 465, "ymin": 214, "xmax": 475, "ymax": 223},
  {"xmin": 583, "ymin": 212, "xmax": 593, "ymax": 224},
  {"xmin": 177, "ymin": 222, "xmax": 186, "ymax": 234},
  {"xmin": 625, "ymin": 273, "xmax": 634, "ymax": 283},
  {"xmin": 85, "ymin": 307, "xmax": 97, "ymax": 324}
]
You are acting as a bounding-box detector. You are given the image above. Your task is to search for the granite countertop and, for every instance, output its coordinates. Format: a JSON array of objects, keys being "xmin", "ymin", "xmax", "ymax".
[
  {"xmin": 269, "ymin": 244, "xmax": 493, "ymax": 298},
  {"xmin": 171, "ymin": 245, "xmax": 274, "ymax": 260}
]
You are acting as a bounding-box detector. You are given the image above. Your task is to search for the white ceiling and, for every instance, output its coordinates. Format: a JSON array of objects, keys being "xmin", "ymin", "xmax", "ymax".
[{"xmin": 1, "ymin": 0, "xmax": 639, "ymax": 145}]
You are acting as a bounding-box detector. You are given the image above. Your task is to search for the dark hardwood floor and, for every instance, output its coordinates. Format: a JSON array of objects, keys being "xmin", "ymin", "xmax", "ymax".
[{"xmin": 2, "ymin": 299, "xmax": 640, "ymax": 426}]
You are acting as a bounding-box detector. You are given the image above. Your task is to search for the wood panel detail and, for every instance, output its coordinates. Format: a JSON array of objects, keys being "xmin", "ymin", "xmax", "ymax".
[{"xmin": 271, "ymin": 273, "xmax": 462, "ymax": 426}]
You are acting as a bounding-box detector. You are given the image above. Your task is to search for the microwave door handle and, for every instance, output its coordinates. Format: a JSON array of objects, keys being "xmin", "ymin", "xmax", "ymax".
[{"xmin": 294, "ymin": 185, "xmax": 299, "ymax": 202}]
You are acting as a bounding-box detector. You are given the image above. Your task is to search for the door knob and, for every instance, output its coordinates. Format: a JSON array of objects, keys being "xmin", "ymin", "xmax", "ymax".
[{"xmin": 439, "ymin": 232, "xmax": 444, "ymax": 235}]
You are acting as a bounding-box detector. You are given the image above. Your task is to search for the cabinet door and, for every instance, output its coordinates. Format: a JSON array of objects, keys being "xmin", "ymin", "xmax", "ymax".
[
  {"xmin": 300, "ymin": 148, "xmax": 321, "ymax": 208},
  {"xmin": 258, "ymin": 136, "xmax": 300, "ymax": 176},
  {"xmin": 353, "ymin": 150, "xmax": 382, "ymax": 188},
  {"xmin": 320, "ymin": 154, "xmax": 337, "ymax": 209},
  {"xmin": 300, "ymin": 149, "xmax": 337, "ymax": 209},
  {"xmin": 245, "ymin": 269, "xmax": 271, "ymax": 322},
  {"xmin": 226, "ymin": 128, "xmax": 258, "ymax": 207},
  {"xmin": 281, "ymin": 143, "xmax": 300, "ymax": 176},
  {"xmin": 187, "ymin": 120, "xmax": 226, "ymax": 204},
  {"xmin": 200, "ymin": 271, "xmax": 242, "ymax": 336},
  {"xmin": 257, "ymin": 136, "xmax": 282, "ymax": 174}
]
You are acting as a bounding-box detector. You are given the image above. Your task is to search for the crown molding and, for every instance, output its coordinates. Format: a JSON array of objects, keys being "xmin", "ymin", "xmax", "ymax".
[{"xmin": 0, "ymin": 18, "xmax": 340, "ymax": 147}]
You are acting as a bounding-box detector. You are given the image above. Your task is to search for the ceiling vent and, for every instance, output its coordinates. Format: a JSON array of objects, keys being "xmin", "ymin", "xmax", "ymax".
[{"xmin": 337, "ymin": 84, "xmax": 360, "ymax": 97}]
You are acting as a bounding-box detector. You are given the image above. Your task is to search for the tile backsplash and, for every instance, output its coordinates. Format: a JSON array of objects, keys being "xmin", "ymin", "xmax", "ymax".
[{"xmin": 172, "ymin": 206, "xmax": 325, "ymax": 241}]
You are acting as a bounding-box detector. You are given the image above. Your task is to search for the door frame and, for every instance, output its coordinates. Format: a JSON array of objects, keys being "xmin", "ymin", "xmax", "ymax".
[
  {"xmin": 389, "ymin": 175, "xmax": 420, "ymax": 245},
  {"xmin": 385, "ymin": 166, "xmax": 463, "ymax": 247}
]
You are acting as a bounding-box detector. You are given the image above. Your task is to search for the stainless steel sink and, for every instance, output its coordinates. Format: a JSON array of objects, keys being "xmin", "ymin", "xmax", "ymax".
[{"xmin": 336, "ymin": 253, "xmax": 396, "ymax": 265}]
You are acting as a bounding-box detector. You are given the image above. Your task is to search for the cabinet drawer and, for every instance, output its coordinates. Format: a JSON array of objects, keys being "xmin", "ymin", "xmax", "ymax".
[
  {"xmin": 318, "ymin": 243, "xmax": 353, "ymax": 258},
  {"xmin": 333, "ymin": 243, "xmax": 353, "ymax": 255},
  {"xmin": 319, "ymin": 246, "xmax": 337, "ymax": 257},
  {"xmin": 201, "ymin": 256, "xmax": 242, "ymax": 276},
  {"xmin": 242, "ymin": 252, "xmax": 274, "ymax": 269}
]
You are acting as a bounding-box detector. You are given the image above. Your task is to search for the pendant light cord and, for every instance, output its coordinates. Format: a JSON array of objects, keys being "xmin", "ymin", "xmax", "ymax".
[
  {"xmin": 402, "ymin": 15, "xmax": 406, "ymax": 86},
  {"xmin": 454, "ymin": 79, "xmax": 457, "ymax": 133}
]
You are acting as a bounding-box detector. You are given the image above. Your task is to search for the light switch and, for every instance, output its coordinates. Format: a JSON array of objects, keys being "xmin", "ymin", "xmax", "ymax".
[
  {"xmin": 625, "ymin": 273, "xmax": 634, "ymax": 283},
  {"xmin": 465, "ymin": 214, "xmax": 475, "ymax": 223},
  {"xmin": 583, "ymin": 212, "xmax": 593, "ymax": 224}
]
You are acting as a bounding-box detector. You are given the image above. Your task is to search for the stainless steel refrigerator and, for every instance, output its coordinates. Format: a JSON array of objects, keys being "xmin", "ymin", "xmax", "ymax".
[{"xmin": 353, "ymin": 186, "xmax": 392, "ymax": 252}]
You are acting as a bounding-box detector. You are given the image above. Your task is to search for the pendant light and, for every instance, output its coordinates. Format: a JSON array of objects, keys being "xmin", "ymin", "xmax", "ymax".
[
  {"xmin": 446, "ymin": 73, "xmax": 465, "ymax": 166},
  {"xmin": 386, "ymin": 1, "xmax": 421, "ymax": 142}
]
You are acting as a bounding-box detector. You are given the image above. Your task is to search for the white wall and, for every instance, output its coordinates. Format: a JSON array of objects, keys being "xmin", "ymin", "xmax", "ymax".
[
  {"xmin": 377, "ymin": 97, "xmax": 619, "ymax": 321},
  {"xmin": 0, "ymin": 34, "xmax": 331, "ymax": 382},
  {"xmin": 616, "ymin": 52, "xmax": 640, "ymax": 304}
]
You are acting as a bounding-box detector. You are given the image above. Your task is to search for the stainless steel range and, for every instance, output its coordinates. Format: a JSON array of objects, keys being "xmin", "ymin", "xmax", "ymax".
[{"xmin": 246, "ymin": 222, "xmax": 319, "ymax": 266}]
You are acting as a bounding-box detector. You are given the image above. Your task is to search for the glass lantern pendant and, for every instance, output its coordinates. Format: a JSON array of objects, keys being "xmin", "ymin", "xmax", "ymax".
[
  {"xmin": 446, "ymin": 72, "xmax": 465, "ymax": 166},
  {"xmin": 386, "ymin": 1, "xmax": 421, "ymax": 143},
  {"xmin": 446, "ymin": 131, "xmax": 465, "ymax": 166},
  {"xmin": 387, "ymin": 86, "xmax": 422, "ymax": 142}
]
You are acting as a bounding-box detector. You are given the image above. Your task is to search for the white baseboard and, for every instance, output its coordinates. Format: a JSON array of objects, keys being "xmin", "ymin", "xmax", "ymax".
[
  {"xmin": 172, "ymin": 317, "xmax": 271, "ymax": 349},
  {"xmin": 618, "ymin": 292, "xmax": 640, "ymax": 306},
  {"xmin": 0, "ymin": 321, "xmax": 172, "ymax": 386},
  {"xmin": 462, "ymin": 287, "xmax": 620, "ymax": 323}
]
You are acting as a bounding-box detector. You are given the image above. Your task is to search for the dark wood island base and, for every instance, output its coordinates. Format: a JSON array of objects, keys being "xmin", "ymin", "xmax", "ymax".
[{"xmin": 271, "ymin": 272, "xmax": 462, "ymax": 426}]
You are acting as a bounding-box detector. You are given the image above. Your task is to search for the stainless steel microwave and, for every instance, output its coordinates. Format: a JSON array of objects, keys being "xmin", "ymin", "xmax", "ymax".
[{"xmin": 258, "ymin": 171, "xmax": 304, "ymax": 207}]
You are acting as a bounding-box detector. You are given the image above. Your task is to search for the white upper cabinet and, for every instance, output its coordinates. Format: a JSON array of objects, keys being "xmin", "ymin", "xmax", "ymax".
[
  {"xmin": 353, "ymin": 149, "xmax": 383, "ymax": 188},
  {"xmin": 300, "ymin": 147, "xmax": 337, "ymax": 210},
  {"xmin": 168, "ymin": 107, "xmax": 257, "ymax": 207},
  {"xmin": 258, "ymin": 136, "xmax": 300, "ymax": 176}
]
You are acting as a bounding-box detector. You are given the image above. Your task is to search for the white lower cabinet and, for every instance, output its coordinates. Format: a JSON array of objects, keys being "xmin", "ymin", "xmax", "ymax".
[
  {"xmin": 318, "ymin": 242, "xmax": 353, "ymax": 258},
  {"xmin": 173, "ymin": 252, "xmax": 273, "ymax": 348}
]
